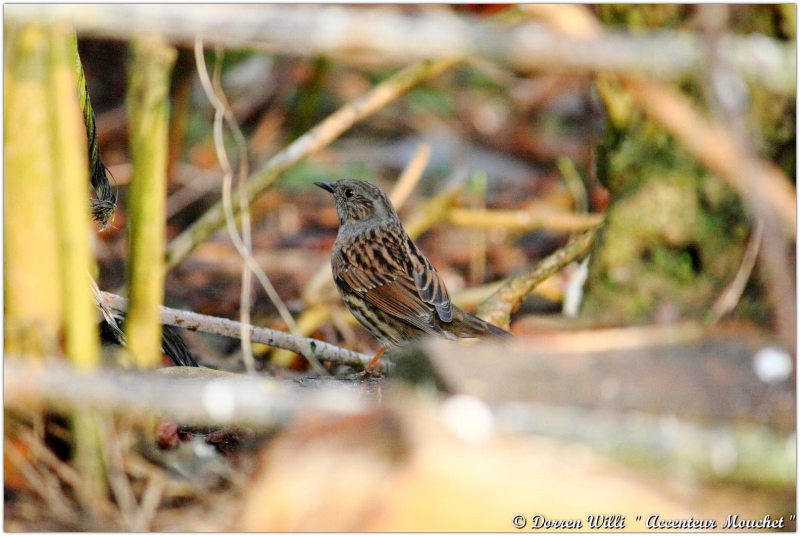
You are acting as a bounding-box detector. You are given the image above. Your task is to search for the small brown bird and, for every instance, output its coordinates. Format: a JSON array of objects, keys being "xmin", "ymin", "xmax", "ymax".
[{"xmin": 316, "ymin": 179, "xmax": 510, "ymax": 369}]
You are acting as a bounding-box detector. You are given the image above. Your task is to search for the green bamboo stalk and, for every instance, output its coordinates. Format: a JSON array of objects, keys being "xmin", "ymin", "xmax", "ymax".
[
  {"xmin": 124, "ymin": 35, "xmax": 177, "ymax": 369},
  {"xmin": 4, "ymin": 25, "xmax": 62, "ymax": 357},
  {"xmin": 48, "ymin": 23, "xmax": 100, "ymax": 370},
  {"xmin": 49, "ymin": 23, "xmax": 106, "ymax": 508}
]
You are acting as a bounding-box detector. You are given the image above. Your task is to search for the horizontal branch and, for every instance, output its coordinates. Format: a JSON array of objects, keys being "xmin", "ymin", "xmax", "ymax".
[
  {"xmin": 5, "ymin": 5, "xmax": 794, "ymax": 93},
  {"xmin": 99, "ymin": 292, "xmax": 370, "ymax": 367},
  {"xmin": 4, "ymin": 359, "xmax": 370, "ymax": 429},
  {"xmin": 448, "ymin": 208, "xmax": 603, "ymax": 232}
]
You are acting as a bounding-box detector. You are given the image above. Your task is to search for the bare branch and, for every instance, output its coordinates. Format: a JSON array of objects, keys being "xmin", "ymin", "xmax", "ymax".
[
  {"xmin": 98, "ymin": 292, "xmax": 370, "ymax": 368},
  {"xmin": 6, "ymin": 4, "xmax": 795, "ymax": 93}
]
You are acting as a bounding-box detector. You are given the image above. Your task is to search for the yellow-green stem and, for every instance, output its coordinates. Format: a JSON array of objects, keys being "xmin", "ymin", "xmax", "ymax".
[
  {"xmin": 51, "ymin": 24, "xmax": 107, "ymax": 508},
  {"xmin": 48, "ymin": 22, "xmax": 99, "ymax": 370},
  {"xmin": 125, "ymin": 35, "xmax": 177, "ymax": 368},
  {"xmin": 4, "ymin": 25, "xmax": 62, "ymax": 357}
]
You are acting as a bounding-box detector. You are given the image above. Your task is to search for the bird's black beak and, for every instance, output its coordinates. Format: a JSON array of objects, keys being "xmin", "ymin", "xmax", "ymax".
[{"xmin": 314, "ymin": 181, "xmax": 335, "ymax": 194}]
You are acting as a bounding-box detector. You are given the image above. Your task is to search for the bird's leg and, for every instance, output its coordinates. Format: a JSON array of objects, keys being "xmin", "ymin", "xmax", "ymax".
[
  {"xmin": 360, "ymin": 346, "xmax": 386, "ymax": 376},
  {"xmin": 366, "ymin": 346, "xmax": 386, "ymax": 368}
]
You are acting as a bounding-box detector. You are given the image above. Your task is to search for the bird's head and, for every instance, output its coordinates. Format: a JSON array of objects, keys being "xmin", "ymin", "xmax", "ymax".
[{"xmin": 315, "ymin": 179, "xmax": 399, "ymax": 228}]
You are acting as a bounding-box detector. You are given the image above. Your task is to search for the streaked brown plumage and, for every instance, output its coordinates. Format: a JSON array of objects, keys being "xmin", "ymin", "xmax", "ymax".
[{"xmin": 316, "ymin": 179, "xmax": 510, "ymax": 365}]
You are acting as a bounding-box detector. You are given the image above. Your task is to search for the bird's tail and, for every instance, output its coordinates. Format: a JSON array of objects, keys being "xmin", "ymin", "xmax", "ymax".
[{"xmin": 458, "ymin": 310, "xmax": 513, "ymax": 340}]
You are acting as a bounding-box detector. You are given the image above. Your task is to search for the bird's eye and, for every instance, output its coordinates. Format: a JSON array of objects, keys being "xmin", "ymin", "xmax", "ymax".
[{"xmin": 344, "ymin": 188, "xmax": 355, "ymax": 199}]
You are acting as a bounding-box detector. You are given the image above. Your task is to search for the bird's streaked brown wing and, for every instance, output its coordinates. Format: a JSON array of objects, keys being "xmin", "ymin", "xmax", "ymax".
[
  {"xmin": 412, "ymin": 255, "xmax": 453, "ymax": 323},
  {"xmin": 333, "ymin": 248, "xmax": 447, "ymax": 336}
]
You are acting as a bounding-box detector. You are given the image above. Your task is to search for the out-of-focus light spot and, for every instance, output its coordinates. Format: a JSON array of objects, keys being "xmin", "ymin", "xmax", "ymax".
[
  {"xmin": 440, "ymin": 394, "xmax": 494, "ymax": 443},
  {"xmin": 753, "ymin": 347, "xmax": 793, "ymax": 384},
  {"xmin": 203, "ymin": 382, "xmax": 236, "ymax": 422},
  {"xmin": 192, "ymin": 438, "xmax": 217, "ymax": 459}
]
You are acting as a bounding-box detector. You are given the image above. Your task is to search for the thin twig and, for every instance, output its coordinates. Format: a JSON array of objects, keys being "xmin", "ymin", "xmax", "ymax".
[
  {"xmin": 138, "ymin": 473, "xmax": 167, "ymax": 531},
  {"xmin": 709, "ymin": 220, "xmax": 763, "ymax": 323},
  {"xmin": 99, "ymin": 418, "xmax": 146, "ymax": 531},
  {"xmin": 196, "ymin": 40, "xmax": 255, "ymax": 375},
  {"xmin": 18, "ymin": 425, "xmax": 117, "ymax": 521},
  {"xmin": 5, "ymin": 439, "xmax": 79, "ymax": 524},
  {"xmin": 99, "ymin": 291, "xmax": 370, "ymax": 367},
  {"xmin": 698, "ymin": 4, "xmax": 795, "ymax": 345},
  {"xmin": 390, "ymin": 142, "xmax": 431, "ymax": 208},
  {"xmin": 193, "ymin": 37, "xmax": 320, "ymax": 374}
]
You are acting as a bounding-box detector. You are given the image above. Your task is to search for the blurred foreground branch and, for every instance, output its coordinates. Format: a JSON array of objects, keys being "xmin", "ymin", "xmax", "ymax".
[
  {"xmin": 6, "ymin": 4, "xmax": 795, "ymax": 94},
  {"xmin": 99, "ymin": 292, "xmax": 370, "ymax": 367},
  {"xmin": 425, "ymin": 331, "xmax": 795, "ymax": 489},
  {"xmin": 6, "ymin": 332, "xmax": 794, "ymax": 491},
  {"xmin": 4, "ymin": 360, "xmax": 369, "ymax": 430}
]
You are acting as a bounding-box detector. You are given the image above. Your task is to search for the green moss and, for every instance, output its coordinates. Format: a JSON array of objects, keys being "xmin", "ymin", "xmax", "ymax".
[
  {"xmin": 582, "ymin": 4, "xmax": 783, "ymax": 326},
  {"xmin": 586, "ymin": 51, "xmax": 748, "ymax": 321}
]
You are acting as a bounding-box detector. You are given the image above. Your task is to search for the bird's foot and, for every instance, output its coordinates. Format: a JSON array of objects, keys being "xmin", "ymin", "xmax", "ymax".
[
  {"xmin": 359, "ymin": 347, "xmax": 387, "ymax": 377},
  {"xmin": 358, "ymin": 363, "xmax": 385, "ymax": 378}
]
